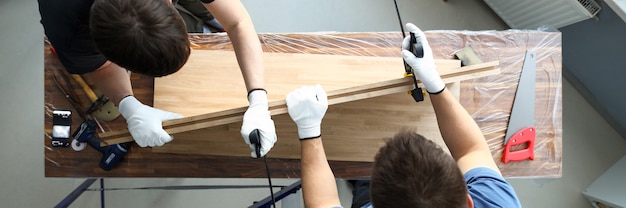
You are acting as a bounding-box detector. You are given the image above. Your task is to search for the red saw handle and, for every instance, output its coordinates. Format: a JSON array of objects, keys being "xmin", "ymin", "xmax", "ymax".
[{"xmin": 503, "ymin": 127, "xmax": 535, "ymax": 163}]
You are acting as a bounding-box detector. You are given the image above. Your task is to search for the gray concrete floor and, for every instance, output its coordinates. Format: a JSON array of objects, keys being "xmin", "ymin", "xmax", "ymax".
[{"xmin": 1, "ymin": 0, "xmax": 625, "ymax": 207}]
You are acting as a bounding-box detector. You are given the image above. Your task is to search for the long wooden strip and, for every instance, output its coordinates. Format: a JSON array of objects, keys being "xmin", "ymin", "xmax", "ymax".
[
  {"xmin": 152, "ymin": 50, "xmax": 463, "ymax": 118},
  {"xmin": 99, "ymin": 61, "xmax": 499, "ymax": 145},
  {"xmin": 151, "ymin": 82, "xmax": 461, "ymax": 160}
]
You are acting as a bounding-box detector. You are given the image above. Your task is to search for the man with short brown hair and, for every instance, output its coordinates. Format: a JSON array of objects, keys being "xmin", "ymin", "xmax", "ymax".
[
  {"xmin": 370, "ymin": 131, "xmax": 469, "ymax": 207},
  {"xmin": 39, "ymin": 0, "xmax": 276, "ymax": 157},
  {"xmin": 285, "ymin": 23, "xmax": 521, "ymax": 208}
]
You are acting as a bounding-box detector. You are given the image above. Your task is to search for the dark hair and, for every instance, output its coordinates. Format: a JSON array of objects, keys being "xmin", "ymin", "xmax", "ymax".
[
  {"xmin": 90, "ymin": 0, "xmax": 190, "ymax": 77},
  {"xmin": 370, "ymin": 130, "xmax": 468, "ymax": 208}
]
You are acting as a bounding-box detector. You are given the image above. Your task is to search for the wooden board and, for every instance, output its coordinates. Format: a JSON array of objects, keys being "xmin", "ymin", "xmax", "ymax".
[
  {"xmin": 152, "ymin": 84, "xmax": 458, "ymax": 161},
  {"xmin": 144, "ymin": 60, "xmax": 500, "ymax": 161},
  {"xmin": 153, "ymin": 50, "xmax": 461, "ymax": 117},
  {"xmin": 98, "ymin": 51, "xmax": 499, "ymax": 161},
  {"xmin": 98, "ymin": 61, "xmax": 500, "ymax": 145}
]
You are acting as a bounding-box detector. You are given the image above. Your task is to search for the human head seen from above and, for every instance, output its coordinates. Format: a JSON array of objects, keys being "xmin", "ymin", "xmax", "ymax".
[{"xmin": 90, "ymin": 0, "xmax": 191, "ymax": 77}]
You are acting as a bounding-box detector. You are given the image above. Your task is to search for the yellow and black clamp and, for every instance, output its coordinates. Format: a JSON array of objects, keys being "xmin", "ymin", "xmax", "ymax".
[
  {"xmin": 403, "ymin": 32, "xmax": 425, "ymax": 103},
  {"xmin": 393, "ymin": 0, "xmax": 424, "ymax": 102}
]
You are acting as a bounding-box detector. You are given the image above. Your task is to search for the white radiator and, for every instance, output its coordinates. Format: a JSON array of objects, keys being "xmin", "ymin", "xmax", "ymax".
[{"xmin": 483, "ymin": 0, "xmax": 601, "ymax": 29}]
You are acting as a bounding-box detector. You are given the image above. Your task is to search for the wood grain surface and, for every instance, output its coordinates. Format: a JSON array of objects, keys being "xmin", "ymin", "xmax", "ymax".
[
  {"xmin": 152, "ymin": 50, "xmax": 462, "ymax": 117},
  {"xmin": 144, "ymin": 58, "xmax": 499, "ymax": 161},
  {"xmin": 98, "ymin": 58, "xmax": 501, "ymax": 145},
  {"xmin": 44, "ymin": 31, "xmax": 562, "ymax": 178}
]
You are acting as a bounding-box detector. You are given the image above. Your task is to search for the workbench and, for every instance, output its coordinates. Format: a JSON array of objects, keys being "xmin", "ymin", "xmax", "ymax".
[{"xmin": 44, "ymin": 30, "xmax": 562, "ymax": 178}]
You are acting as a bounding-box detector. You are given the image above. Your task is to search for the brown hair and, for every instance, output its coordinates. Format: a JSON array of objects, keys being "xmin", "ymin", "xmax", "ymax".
[
  {"xmin": 370, "ymin": 130, "xmax": 468, "ymax": 208},
  {"xmin": 89, "ymin": 0, "xmax": 190, "ymax": 77}
]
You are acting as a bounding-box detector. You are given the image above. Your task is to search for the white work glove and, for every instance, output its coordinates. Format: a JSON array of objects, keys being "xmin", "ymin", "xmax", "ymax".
[
  {"xmin": 240, "ymin": 90, "xmax": 277, "ymax": 158},
  {"xmin": 118, "ymin": 96, "xmax": 183, "ymax": 147},
  {"xmin": 401, "ymin": 23, "xmax": 445, "ymax": 94},
  {"xmin": 286, "ymin": 84, "xmax": 328, "ymax": 140}
]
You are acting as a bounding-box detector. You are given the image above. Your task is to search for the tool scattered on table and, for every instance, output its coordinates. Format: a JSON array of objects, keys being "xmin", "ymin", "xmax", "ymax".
[
  {"xmin": 502, "ymin": 50, "xmax": 536, "ymax": 163},
  {"xmin": 51, "ymin": 109, "xmax": 72, "ymax": 147},
  {"xmin": 249, "ymin": 129, "xmax": 276, "ymax": 208},
  {"xmin": 72, "ymin": 120, "xmax": 132, "ymax": 170},
  {"xmin": 52, "ymin": 72, "xmax": 87, "ymax": 120},
  {"xmin": 70, "ymin": 74, "xmax": 120, "ymax": 121},
  {"xmin": 52, "ymin": 66, "xmax": 131, "ymax": 170},
  {"xmin": 393, "ymin": 0, "xmax": 424, "ymax": 103},
  {"xmin": 49, "ymin": 46, "xmax": 120, "ymax": 121}
]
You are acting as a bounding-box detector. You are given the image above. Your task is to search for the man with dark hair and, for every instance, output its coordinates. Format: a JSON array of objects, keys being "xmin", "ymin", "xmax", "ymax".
[
  {"xmin": 39, "ymin": 0, "xmax": 276, "ymax": 157},
  {"xmin": 370, "ymin": 131, "xmax": 471, "ymax": 207},
  {"xmin": 285, "ymin": 23, "xmax": 521, "ymax": 207},
  {"xmin": 89, "ymin": 0, "xmax": 191, "ymax": 77}
]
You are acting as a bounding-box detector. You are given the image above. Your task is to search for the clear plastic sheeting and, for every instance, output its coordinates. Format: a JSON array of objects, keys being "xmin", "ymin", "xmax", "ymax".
[
  {"xmin": 431, "ymin": 31, "xmax": 563, "ymax": 178},
  {"xmin": 44, "ymin": 30, "xmax": 561, "ymax": 178}
]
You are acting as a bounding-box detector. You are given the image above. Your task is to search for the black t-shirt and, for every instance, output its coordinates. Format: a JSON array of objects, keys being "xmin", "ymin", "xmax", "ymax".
[
  {"xmin": 39, "ymin": 0, "xmax": 216, "ymax": 74},
  {"xmin": 38, "ymin": 0, "xmax": 107, "ymax": 74}
]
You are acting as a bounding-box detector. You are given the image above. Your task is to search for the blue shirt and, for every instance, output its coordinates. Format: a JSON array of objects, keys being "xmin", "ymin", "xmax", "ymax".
[
  {"xmin": 465, "ymin": 167, "xmax": 522, "ymax": 208},
  {"xmin": 360, "ymin": 167, "xmax": 521, "ymax": 208}
]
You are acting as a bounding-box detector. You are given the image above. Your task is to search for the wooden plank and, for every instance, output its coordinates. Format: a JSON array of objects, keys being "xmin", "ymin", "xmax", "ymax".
[
  {"xmin": 149, "ymin": 62, "xmax": 498, "ymax": 161},
  {"xmin": 152, "ymin": 50, "xmax": 461, "ymax": 117},
  {"xmin": 99, "ymin": 61, "xmax": 500, "ymax": 145},
  {"xmin": 150, "ymin": 82, "xmax": 463, "ymax": 161}
]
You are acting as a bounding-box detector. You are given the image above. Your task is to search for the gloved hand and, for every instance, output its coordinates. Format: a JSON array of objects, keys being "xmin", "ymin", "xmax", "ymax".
[
  {"xmin": 286, "ymin": 84, "xmax": 328, "ymax": 140},
  {"xmin": 118, "ymin": 96, "xmax": 183, "ymax": 147},
  {"xmin": 401, "ymin": 23, "xmax": 445, "ymax": 94},
  {"xmin": 240, "ymin": 89, "xmax": 277, "ymax": 158}
]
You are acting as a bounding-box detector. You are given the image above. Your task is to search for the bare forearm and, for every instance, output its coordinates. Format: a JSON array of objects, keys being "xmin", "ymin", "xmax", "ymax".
[
  {"xmin": 82, "ymin": 61, "xmax": 133, "ymax": 105},
  {"xmin": 205, "ymin": 0, "xmax": 265, "ymax": 92},
  {"xmin": 301, "ymin": 138, "xmax": 341, "ymax": 208},
  {"xmin": 228, "ymin": 21, "xmax": 265, "ymax": 91},
  {"xmin": 430, "ymin": 89, "xmax": 496, "ymax": 171}
]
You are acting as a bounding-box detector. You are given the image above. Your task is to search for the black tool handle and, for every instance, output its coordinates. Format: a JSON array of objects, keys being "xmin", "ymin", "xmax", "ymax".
[
  {"xmin": 249, "ymin": 129, "xmax": 276, "ymax": 207},
  {"xmin": 409, "ymin": 32, "xmax": 424, "ymax": 58},
  {"xmin": 249, "ymin": 129, "xmax": 262, "ymax": 158},
  {"xmin": 408, "ymin": 32, "xmax": 424, "ymax": 102}
]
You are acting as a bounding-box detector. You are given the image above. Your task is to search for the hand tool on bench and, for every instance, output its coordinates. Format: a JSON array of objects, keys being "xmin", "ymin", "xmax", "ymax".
[
  {"xmin": 53, "ymin": 72, "xmax": 131, "ymax": 170},
  {"xmin": 70, "ymin": 74, "xmax": 120, "ymax": 121},
  {"xmin": 52, "ymin": 73, "xmax": 87, "ymax": 122},
  {"xmin": 393, "ymin": 0, "xmax": 424, "ymax": 102},
  {"xmin": 52, "ymin": 72, "xmax": 87, "ymax": 148},
  {"xmin": 72, "ymin": 120, "xmax": 132, "ymax": 171},
  {"xmin": 502, "ymin": 50, "xmax": 536, "ymax": 163},
  {"xmin": 49, "ymin": 46, "xmax": 120, "ymax": 121}
]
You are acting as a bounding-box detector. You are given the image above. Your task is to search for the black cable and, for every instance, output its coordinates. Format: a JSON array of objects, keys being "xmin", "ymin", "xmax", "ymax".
[
  {"xmin": 393, "ymin": 0, "xmax": 406, "ymax": 38},
  {"xmin": 262, "ymin": 156, "xmax": 276, "ymax": 207},
  {"xmin": 251, "ymin": 128, "xmax": 276, "ymax": 208}
]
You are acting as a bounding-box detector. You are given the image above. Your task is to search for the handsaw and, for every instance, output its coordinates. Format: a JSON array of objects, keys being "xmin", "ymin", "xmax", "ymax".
[{"xmin": 502, "ymin": 50, "xmax": 536, "ymax": 163}]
